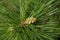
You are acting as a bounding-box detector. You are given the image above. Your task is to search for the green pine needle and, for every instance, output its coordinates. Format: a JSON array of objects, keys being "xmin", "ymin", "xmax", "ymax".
[{"xmin": 0, "ymin": 0, "xmax": 60, "ymax": 40}]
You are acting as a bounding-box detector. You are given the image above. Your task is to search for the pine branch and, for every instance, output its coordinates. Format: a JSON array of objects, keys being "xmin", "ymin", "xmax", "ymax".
[{"xmin": 0, "ymin": 0, "xmax": 60, "ymax": 40}]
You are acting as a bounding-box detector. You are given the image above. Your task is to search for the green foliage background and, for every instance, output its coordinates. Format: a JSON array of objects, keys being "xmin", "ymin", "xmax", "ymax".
[{"xmin": 0, "ymin": 0, "xmax": 60, "ymax": 40}]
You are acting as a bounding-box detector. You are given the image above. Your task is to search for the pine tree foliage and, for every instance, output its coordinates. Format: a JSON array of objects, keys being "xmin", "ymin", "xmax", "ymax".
[{"xmin": 0, "ymin": 0, "xmax": 60, "ymax": 40}]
